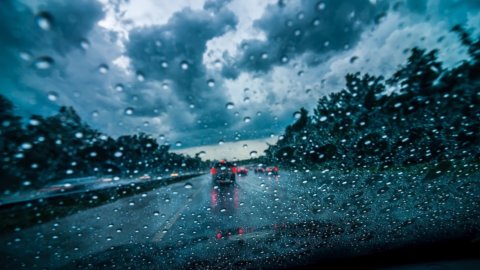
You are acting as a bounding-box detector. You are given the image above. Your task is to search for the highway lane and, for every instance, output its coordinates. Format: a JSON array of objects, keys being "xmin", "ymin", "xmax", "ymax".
[
  {"xmin": 0, "ymin": 171, "xmax": 319, "ymax": 269},
  {"xmin": 1, "ymin": 168, "xmax": 479, "ymax": 269}
]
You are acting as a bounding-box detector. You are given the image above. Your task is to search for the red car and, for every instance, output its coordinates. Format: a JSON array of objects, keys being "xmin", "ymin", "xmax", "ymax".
[
  {"xmin": 210, "ymin": 160, "xmax": 236, "ymax": 184},
  {"xmin": 266, "ymin": 166, "xmax": 279, "ymax": 176},
  {"xmin": 237, "ymin": 167, "xmax": 248, "ymax": 176}
]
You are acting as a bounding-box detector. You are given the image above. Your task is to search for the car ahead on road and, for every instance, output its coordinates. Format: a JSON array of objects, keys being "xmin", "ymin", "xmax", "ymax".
[
  {"xmin": 266, "ymin": 166, "xmax": 280, "ymax": 176},
  {"xmin": 210, "ymin": 161, "xmax": 236, "ymax": 184},
  {"xmin": 237, "ymin": 167, "xmax": 248, "ymax": 176},
  {"xmin": 254, "ymin": 165, "xmax": 265, "ymax": 174}
]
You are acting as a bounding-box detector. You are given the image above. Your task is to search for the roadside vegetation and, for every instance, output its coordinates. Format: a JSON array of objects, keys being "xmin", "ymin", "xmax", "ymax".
[
  {"xmin": 0, "ymin": 97, "xmax": 207, "ymax": 192},
  {"xmin": 262, "ymin": 26, "xmax": 479, "ymax": 173}
]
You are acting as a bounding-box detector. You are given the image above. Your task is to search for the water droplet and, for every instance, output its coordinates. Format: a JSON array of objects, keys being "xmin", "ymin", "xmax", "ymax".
[
  {"xmin": 47, "ymin": 91, "xmax": 58, "ymax": 101},
  {"xmin": 124, "ymin": 107, "xmax": 134, "ymax": 115},
  {"xmin": 21, "ymin": 143, "xmax": 32, "ymax": 150},
  {"xmin": 218, "ymin": 140, "xmax": 225, "ymax": 145},
  {"xmin": 161, "ymin": 61, "xmax": 168, "ymax": 68},
  {"xmin": 98, "ymin": 64, "xmax": 109, "ymax": 74},
  {"xmin": 80, "ymin": 39, "xmax": 90, "ymax": 50},
  {"xmin": 250, "ymin": 151, "xmax": 258, "ymax": 158},
  {"xmin": 175, "ymin": 141, "xmax": 182, "ymax": 147},
  {"xmin": 313, "ymin": 19, "xmax": 320, "ymax": 26},
  {"xmin": 244, "ymin": 97, "xmax": 250, "ymax": 103},
  {"xmin": 243, "ymin": 144, "xmax": 248, "ymax": 149},
  {"xmin": 261, "ymin": 53, "xmax": 268, "ymax": 59},
  {"xmin": 293, "ymin": 111, "xmax": 301, "ymax": 119},
  {"xmin": 34, "ymin": 56, "xmax": 54, "ymax": 70},
  {"xmin": 297, "ymin": 70, "xmax": 304, "ymax": 76},
  {"xmin": 180, "ymin": 61, "xmax": 189, "ymax": 70},
  {"xmin": 19, "ymin": 51, "xmax": 32, "ymax": 61},
  {"xmin": 35, "ymin": 11, "xmax": 53, "ymax": 30},
  {"xmin": 22, "ymin": 181, "xmax": 31, "ymax": 186},
  {"xmin": 29, "ymin": 119, "xmax": 40, "ymax": 126},
  {"xmin": 317, "ymin": 2, "xmax": 326, "ymax": 10},
  {"xmin": 114, "ymin": 151, "xmax": 123, "ymax": 158},
  {"xmin": 91, "ymin": 110, "xmax": 99, "ymax": 117},
  {"xmin": 184, "ymin": 183, "xmax": 193, "ymax": 189},
  {"xmin": 198, "ymin": 151, "xmax": 206, "ymax": 158},
  {"xmin": 207, "ymin": 79, "xmax": 215, "ymax": 87},
  {"xmin": 319, "ymin": 116, "xmax": 327, "ymax": 122},
  {"xmin": 225, "ymin": 102, "xmax": 235, "ymax": 110},
  {"xmin": 136, "ymin": 72, "xmax": 145, "ymax": 81},
  {"xmin": 243, "ymin": 117, "xmax": 251, "ymax": 123},
  {"xmin": 281, "ymin": 56, "xmax": 289, "ymax": 63},
  {"xmin": 115, "ymin": 84, "xmax": 124, "ymax": 92},
  {"xmin": 75, "ymin": 132, "xmax": 83, "ymax": 139}
]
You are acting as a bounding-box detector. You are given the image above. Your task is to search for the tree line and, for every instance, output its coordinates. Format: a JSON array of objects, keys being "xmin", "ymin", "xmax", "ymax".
[
  {"xmin": 262, "ymin": 25, "xmax": 479, "ymax": 171},
  {"xmin": 0, "ymin": 99, "xmax": 207, "ymax": 192}
]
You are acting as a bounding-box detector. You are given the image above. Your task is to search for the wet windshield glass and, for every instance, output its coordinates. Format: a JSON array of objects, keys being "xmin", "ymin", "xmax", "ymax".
[{"xmin": 1, "ymin": 0, "xmax": 479, "ymax": 269}]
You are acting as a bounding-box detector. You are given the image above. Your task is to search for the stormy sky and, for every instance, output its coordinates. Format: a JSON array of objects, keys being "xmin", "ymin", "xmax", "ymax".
[{"xmin": 1, "ymin": 0, "xmax": 479, "ymax": 160}]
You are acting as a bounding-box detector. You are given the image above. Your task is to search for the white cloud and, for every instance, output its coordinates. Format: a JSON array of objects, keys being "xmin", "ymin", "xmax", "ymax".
[{"xmin": 173, "ymin": 137, "xmax": 278, "ymax": 161}]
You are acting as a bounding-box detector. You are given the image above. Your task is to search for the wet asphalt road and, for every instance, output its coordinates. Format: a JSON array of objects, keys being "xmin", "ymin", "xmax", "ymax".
[
  {"xmin": 1, "ymin": 168, "xmax": 479, "ymax": 269},
  {"xmin": 0, "ymin": 171, "xmax": 320, "ymax": 269}
]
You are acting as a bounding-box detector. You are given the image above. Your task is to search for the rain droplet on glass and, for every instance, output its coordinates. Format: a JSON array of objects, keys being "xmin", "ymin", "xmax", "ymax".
[
  {"xmin": 98, "ymin": 64, "xmax": 109, "ymax": 74},
  {"xmin": 47, "ymin": 91, "xmax": 58, "ymax": 101},
  {"xmin": 180, "ymin": 61, "xmax": 189, "ymax": 70},
  {"xmin": 34, "ymin": 56, "xmax": 54, "ymax": 70},
  {"xmin": 207, "ymin": 79, "xmax": 215, "ymax": 87},
  {"xmin": 136, "ymin": 72, "xmax": 145, "ymax": 82},
  {"xmin": 124, "ymin": 107, "xmax": 134, "ymax": 115},
  {"xmin": 35, "ymin": 11, "xmax": 53, "ymax": 30}
]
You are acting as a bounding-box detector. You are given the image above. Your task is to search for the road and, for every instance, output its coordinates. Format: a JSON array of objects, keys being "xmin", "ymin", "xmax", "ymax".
[
  {"xmin": 0, "ymin": 171, "xmax": 316, "ymax": 269},
  {"xmin": 1, "ymin": 169, "xmax": 479, "ymax": 269}
]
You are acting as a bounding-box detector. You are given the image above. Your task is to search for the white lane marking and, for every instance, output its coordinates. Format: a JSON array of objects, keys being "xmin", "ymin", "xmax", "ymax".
[{"xmin": 152, "ymin": 179, "xmax": 207, "ymax": 242}]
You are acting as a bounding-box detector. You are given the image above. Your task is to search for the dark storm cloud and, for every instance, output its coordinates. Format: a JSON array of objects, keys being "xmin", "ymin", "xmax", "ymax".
[
  {"xmin": 203, "ymin": 0, "xmax": 233, "ymax": 12},
  {"xmin": 125, "ymin": 6, "xmax": 238, "ymax": 133},
  {"xmin": 0, "ymin": 0, "xmax": 105, "ymax": 114},
  {"xmin": 126, "ymin": 7, "xmax": 237, "ymax": 97},
  {"xmin": 0, "ymin": 0, "xmax": 104, "ymax": 60},
  {"xmin": 223, "ymin": 0, "xmax": 387, "ymax": 78},
  {"xmin": 405, "ymin": 0, "xmax": 480, "ymax": 14}
]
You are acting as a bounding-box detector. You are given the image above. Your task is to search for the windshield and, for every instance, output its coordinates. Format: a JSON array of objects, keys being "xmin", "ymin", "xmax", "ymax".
[{"xmin": 1, "ymin": 0, "xmax": 479, "ymax": 269}]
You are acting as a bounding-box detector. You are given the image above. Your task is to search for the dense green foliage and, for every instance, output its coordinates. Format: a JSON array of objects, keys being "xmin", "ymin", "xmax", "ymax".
[
  {"xmin": 264, "ymin": 26, "xmax": 480, "ymax": 170},
  {"xmin": 0, "ymin": 100, "xmax": 206, "ymax": 191}
]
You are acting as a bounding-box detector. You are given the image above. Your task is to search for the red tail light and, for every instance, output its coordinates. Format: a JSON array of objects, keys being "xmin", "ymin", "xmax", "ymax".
[
  {"xmin": 210, "ymin": 167, "xmax": 216, "ymax": 175},
  {"xmin": 232, "ymin": 166, "xmax": 237, "ymax": 173}
]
